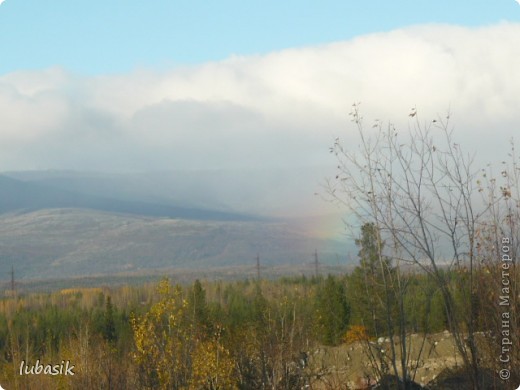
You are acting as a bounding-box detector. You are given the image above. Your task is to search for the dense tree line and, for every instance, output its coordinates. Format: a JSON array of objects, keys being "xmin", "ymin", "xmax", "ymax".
[{"xmin": 0, "ymin": 260, "xmax": 487, "ymax": 389}]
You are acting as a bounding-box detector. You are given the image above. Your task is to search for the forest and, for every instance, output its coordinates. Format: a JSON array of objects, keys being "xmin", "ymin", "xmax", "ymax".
[{"xmin": 0, "ymin": 228, "xmax": 517, "ymax": 390}]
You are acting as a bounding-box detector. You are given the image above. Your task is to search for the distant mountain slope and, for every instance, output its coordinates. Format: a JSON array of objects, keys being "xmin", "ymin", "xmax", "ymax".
[
  {"xmin": 3, "ymin": 168, "xmax": 335, "ymax": 218},
  {"xmin": 0, "ymin": 209, "xmax": 348, "ymax": 280},
  {"xmin": 0, "ymin": 171, "xmax": 353, "ymax": 281},
  {"xmin": 0, "ymin": 175, "xmax": 256, "ymax": 221}
]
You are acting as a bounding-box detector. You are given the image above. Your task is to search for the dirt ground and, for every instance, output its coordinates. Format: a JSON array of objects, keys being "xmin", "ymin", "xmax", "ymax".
[{"xmin": 307, "ymin": 331, "xmax": 509, "ymax": 389}]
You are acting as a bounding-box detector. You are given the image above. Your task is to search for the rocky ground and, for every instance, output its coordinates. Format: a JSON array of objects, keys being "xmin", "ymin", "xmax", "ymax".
[{"xmin": 308, "ymin": 331, "xmax": 511, "ymax": 389}]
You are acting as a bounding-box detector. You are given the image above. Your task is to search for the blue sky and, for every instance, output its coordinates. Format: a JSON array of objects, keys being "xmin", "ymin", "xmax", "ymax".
[{"xmin": 1, "ymin": 0, "xmax": 519, "ymax": 75}]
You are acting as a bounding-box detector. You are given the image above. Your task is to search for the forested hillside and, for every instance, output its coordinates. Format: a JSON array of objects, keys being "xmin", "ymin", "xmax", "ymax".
[
  {"xmin": 0, "ymin": 265, "xmax": 515, "ymax": 389},
  {"xmin": 0, "ymin": 208, "xmax": 347, "ymax": 280}
]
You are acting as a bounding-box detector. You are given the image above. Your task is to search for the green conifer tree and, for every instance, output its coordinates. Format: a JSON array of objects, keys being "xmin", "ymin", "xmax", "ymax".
[{"xmin": 314, "ymin": 275, "xmax": 350, "ymax": 345}]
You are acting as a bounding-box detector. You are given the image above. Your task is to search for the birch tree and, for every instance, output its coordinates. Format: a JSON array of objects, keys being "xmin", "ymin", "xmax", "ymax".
[{"xmin": 327, "ymin": 104, "xmax": 497, "ymax": 389}]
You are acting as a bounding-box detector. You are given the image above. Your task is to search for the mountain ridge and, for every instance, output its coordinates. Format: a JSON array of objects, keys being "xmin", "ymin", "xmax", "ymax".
[
  {"xmin": 0, "ymin": 170, "xmax": 353, "ymax": 281},
  {"xmin": 0, "ymin": 208, "xmax": 349, "ymax": 280},
  {"xmin": 0, "ymin": 174, "xmax": 258, "ymax": 221}
]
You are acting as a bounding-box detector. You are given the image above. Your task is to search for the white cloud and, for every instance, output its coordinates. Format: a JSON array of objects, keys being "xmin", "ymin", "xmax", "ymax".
[{"xmin": 0, "ymin": 23, "xmax": 519, "ymax": 172}]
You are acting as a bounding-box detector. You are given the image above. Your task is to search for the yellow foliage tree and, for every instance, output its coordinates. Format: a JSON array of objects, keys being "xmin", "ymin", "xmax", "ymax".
[
  {"xmin": 344, "ymin": 325, "xmax": 370, "ymax": 344},
  {"xmin": 131, "ymin": 279, "xmax": 192, "ymax": 389},
  {"xmin": 189, "ymin": 329, "xmax": 237, "ymax": 390}
]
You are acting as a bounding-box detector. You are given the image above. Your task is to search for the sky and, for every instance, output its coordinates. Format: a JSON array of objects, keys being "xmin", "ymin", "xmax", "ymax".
[
  {"xmin": 1, "ymin": 1, "xmax": 519, "ymax": 74},
  {"xmin": 0, "ymin": 1, "xmax": 520, "ymax": 217}
]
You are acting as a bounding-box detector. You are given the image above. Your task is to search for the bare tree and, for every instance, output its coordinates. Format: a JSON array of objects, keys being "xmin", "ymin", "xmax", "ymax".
[
  {"xmin": 472, "ymin": 140, "xmax": 520, "ymax": 385},
  {"xmin": 326, "ymin": 104, "xmax": 502, "ymax": 389}
]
